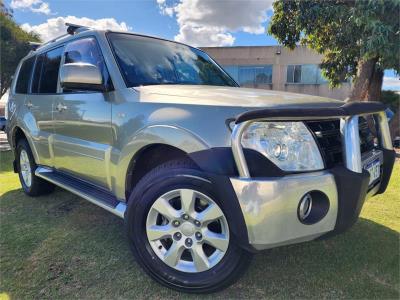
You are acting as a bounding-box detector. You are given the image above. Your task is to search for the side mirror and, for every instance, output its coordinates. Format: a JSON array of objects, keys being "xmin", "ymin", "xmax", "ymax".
[{"xmin": 60, "ymin": 63, "xmax": 105, "ymax": 92}]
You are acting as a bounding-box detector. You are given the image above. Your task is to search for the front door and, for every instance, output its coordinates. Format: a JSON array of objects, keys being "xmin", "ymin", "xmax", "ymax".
[{"xmin": 52, "ymin": 37, "xmax": 113, "ymax": 190}]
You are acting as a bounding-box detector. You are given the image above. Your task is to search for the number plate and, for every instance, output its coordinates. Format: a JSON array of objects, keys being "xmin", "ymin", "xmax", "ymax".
[{"xmin": 365, "ymin": 159, "xmax": 381, "ymax": 185}]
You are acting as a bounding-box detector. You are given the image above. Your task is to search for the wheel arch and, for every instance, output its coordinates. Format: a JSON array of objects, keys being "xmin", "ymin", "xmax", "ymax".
[
  {"xmin": 125, "ymin": 143, "xmax": 198, "ymax": 199},
  {"xmin": 10, "ymin": 126, "xmax": 40, "ymax": 166},
  {"xmin": 117, "ymin": 124, "xmax": 209, "ymax": 200}
]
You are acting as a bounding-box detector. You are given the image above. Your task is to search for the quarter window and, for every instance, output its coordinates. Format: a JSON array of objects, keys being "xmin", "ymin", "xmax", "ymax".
[
  {"xmin": 15, "ymin": 56, "xmax": 35, "ymax": 94},
  {"xmin": 32, "ymin": 47, "xmax": 63, "ymax": 93}
]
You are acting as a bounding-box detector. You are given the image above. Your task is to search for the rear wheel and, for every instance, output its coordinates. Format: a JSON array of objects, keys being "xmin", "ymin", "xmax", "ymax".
[
  {"xmin": 125, "ymin": 159, "xmax": 251, "ymax": 293},
  {"xmin": 16, "ymin": 139, "xmax": 55, "ymax": 196}
]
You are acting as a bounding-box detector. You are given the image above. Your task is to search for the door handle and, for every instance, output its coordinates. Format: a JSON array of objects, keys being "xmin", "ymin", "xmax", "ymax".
[{"xmin": 56, "ymin": 103, "xmax": 68, "ymax": 112}]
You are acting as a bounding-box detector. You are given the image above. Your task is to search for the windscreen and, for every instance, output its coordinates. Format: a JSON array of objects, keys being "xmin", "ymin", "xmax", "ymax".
[{"xmin": 107, "ymin": 33, "xmax": 238, "ymax": 88}]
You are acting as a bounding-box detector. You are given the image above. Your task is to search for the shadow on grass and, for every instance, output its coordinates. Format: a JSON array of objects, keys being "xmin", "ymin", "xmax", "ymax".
[
  {"xmin": 235, "ymin": 217, "xmax": 400, "ymax": 298},
  {"xmin": 1, "ymin": 187, "xmax": 399, "ymax": 299}
]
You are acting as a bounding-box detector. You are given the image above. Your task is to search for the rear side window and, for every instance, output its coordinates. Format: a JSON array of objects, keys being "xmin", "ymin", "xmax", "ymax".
[
  {"xmin": 15, "ymin": 56, "xmax": 35, "ymax": 94},
  {"xmin": 32, "ymin": 47, "xmax": 63, "ymax": 94}
]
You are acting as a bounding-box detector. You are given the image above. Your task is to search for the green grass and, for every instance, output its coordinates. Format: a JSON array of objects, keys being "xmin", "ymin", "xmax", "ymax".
[{"xmin": 0, "ymin": 150, "xmax": 399, "ymax": 299}]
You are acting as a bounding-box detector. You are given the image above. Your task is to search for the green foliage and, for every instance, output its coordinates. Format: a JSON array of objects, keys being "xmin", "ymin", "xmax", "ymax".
[
  {"xmin": 268, "ymin": 0, "xmax": 400, "ymax": 87},
  {"xmin": 0, "ymin": 5, "xmax": 40, "ymax": 96}
]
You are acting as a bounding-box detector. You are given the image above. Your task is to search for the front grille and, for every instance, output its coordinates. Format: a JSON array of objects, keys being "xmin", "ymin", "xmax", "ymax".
[{"xmin": 306, "ymin": 117, "xmax": 376, "ymax": 168}]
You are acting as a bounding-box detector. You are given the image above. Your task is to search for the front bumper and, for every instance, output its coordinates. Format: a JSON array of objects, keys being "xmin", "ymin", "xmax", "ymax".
[
  {"xmin": 231, "ymin": 171, "xmax": 338, "ymax": 250},
  {"xmin": 230, "ymin": 103, "xmax": 395, "ymax": 250}
]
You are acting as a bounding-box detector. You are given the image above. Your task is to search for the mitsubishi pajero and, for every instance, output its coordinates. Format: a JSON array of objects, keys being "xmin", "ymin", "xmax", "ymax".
[{"xmin": 6, "ymin": 24, "xmax": 395, "ymax": 293}]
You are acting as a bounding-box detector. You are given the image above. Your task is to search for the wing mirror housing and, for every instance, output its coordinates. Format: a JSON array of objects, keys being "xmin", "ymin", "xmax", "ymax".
[{"xmin": 60, "ymin": 63, "xmax": 106, "ymax": 92}]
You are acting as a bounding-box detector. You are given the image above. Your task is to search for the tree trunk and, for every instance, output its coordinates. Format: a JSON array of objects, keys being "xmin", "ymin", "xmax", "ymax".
[
  {"xmin": 348, "ymin": 58, "xmax": 399, "ymax": 140},
  {"xmin": 348, "ymin": 58, "xmax": 384, "ymax": 102},
  {"xmin": 347, "ymin": 58, "xmax": 399, "ymax": 139}
]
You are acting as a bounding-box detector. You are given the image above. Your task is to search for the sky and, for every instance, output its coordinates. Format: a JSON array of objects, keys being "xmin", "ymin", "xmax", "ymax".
[{"xmin": 6, "ymin": 0, "xmax": 400, "ymax": 91}]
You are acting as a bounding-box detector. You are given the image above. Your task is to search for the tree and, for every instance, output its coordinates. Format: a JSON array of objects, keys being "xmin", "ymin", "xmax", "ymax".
[
  {"xmin": 0, "ymin": 0, "xmax": 40, "ymax": 97},
  {"xmin": 268, "ymin": 0, "xmax": 400, "ymax": 102}
]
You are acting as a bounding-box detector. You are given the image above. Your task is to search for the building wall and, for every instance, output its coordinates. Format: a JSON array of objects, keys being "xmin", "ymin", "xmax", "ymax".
[{"xmin": 201, "ymin": 45, "xmax": 352, "ymax": 100}]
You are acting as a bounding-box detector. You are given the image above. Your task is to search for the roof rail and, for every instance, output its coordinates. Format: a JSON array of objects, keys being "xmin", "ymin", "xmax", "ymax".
[
  {"xmin": 29, "ymin": 23, "xmax": 92, "ymax": 52},
  {"xmin": 66, "ymin": 23, "xmax": 91, "ymax": 35}
]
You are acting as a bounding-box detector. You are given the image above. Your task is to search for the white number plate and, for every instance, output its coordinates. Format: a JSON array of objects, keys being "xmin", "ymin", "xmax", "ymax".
[{"xmin": 365, "ymin": 159, "xmax": 381, "ymax": 185}]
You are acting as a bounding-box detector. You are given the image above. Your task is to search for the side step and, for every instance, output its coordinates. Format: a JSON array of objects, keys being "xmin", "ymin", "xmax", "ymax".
[{"xmin": 35, "ymin": 167, "xmax": 126, "ymax": 219}]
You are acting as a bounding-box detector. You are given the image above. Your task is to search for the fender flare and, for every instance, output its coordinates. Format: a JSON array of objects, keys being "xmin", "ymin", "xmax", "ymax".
[{"xmin": 114, "ymin": 125, "xmax": 209, "ymax": 200}]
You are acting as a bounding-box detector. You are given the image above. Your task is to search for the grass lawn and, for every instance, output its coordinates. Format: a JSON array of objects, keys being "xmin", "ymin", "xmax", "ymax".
[{"xmin": 0, "ymin": 150, "xmax": 399, "ymax": 299}]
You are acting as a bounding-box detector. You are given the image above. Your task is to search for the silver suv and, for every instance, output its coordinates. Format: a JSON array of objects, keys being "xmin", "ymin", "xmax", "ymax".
[{"xmin": 6, "ymin": 24, "xmax": 395, "ymax": 293}]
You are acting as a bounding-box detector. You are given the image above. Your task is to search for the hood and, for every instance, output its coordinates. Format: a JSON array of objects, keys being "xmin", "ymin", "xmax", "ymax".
[{"xmin": 134, "ymin": 85, "xmax": 343, "ymax": 109}]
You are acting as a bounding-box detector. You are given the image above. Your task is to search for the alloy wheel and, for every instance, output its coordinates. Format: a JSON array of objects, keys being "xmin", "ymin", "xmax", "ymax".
[
  {"xmin": 146, "ymin": 189, "xmax": 229, "ymax": 273},
  {"xmin": 19, "ymin": 149, "xmax": 32, "ymax": 187}
]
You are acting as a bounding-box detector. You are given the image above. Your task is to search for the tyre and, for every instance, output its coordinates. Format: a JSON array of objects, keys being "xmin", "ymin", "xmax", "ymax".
[
  {"xmin": 16, "ymin": 138, "xmax": 55, "ymax": 196},
  {"xmin": 125, "ymin": 159, "xmax": 252, "ymax": 293}
]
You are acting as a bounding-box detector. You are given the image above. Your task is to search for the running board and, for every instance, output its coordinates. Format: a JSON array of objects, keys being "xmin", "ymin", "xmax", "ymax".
[{"xmin": 35, "ymin": 167, "xmax": 126, "ymax": 219}]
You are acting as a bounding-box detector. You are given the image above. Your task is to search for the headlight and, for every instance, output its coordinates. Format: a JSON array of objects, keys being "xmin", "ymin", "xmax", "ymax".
[{"xmin": 242, "ymin": 121, "xmax": 324, "ymax": 171}]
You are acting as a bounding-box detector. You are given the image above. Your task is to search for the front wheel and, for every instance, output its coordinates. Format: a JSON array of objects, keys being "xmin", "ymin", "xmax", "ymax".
[{"xmin": 125, "ymin": 159, "xmax": 252, "ymax": 293}]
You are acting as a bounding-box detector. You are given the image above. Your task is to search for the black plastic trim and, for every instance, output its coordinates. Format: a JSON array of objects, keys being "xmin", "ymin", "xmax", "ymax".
[
  {"xmin": 37, "ymin": 167, "xmax": 119, "ymax": 207},
  {"xmin": 376, "ymin": 149, "xmax": 396, "ymax": 194},
  {"xmin": 297, "ymin": 190, "xmax": 330, "ymax": 225},
  {"xmin": 13, "ymin": 159, "xmax": 18, "ymax": 173},
  {"xmin": 189, "ymin": 147, "xmax": 286, "ymax": 177},
  {"xmin": 325, "ymin": 167, "xmax": 370, "ymax": 237},
  {"xmin": 205, "ymin": 172, "xmax": 256, "ymax": 253},
  {"xmin": 235, "ymin": 101, "xmax": 386, "ymax": 123}
]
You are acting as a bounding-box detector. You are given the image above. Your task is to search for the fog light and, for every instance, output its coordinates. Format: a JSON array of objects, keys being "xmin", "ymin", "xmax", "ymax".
[{"xmin": 298, "ymin": 193, "xmax": 313, "ymax": 221}]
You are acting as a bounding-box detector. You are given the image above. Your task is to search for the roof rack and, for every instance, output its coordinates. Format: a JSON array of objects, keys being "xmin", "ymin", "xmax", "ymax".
[
  {"xmin": 28, "ymin": 42, "xmax": 42, "ymax": 51},
  {"xmin": 28, "ymin": 23, "xmax": 92, "ymax": 52},
  {"xmin": 66, "ymin": 23, "xmax": 91, "ymax": 35}
]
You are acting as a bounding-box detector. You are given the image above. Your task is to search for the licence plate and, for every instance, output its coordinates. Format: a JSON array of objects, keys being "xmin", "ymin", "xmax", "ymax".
[{"xmin": 365, "ymin": 159, "xmax": 381, "ymax": 185}]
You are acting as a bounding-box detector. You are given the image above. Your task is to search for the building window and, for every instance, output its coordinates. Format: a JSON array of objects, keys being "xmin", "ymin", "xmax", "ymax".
[
  {"xmin": 223, "ymin": 65, "xmax": 272, "ymax": 86},
  {"xmin": 287, "ymin": 65, "xmax": 302, "ymax": 83},
  {"xmin": 287, "ymin": 64, "xmax": 328, "ymax": 84}
]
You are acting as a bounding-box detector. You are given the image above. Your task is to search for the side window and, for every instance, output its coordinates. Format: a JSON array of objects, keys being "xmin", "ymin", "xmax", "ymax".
[
  {"xmin": 15, "ymin": 56, "xmax": 35, "ymax": 94},
  {"xmin": 32, "ymin": 47, "xmax": 63, "ymax": 94},
  {"xmin": 63, "ymin": 37, "xmax": 111, "ymax": 90},
  {"xmin": 31, "ymin": 55, "xmax": 44, "ymax": 93}
]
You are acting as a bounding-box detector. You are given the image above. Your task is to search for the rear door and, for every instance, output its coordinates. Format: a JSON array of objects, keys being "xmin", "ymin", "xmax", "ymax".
[
  {"xmin": 11, "ymin": 56, "xmax": 35, "ymax": 151},
  {"xmin": 52, "ymin": 37, "xmax": 113, "ymax": 190},
  {"xmin": 26, "ymin": 47, "xmax": 64, "ymax": 167}
]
